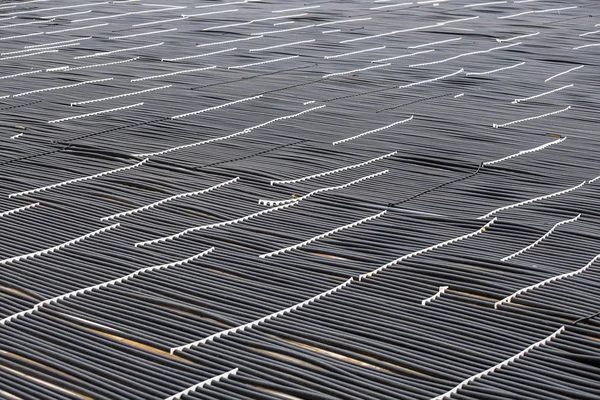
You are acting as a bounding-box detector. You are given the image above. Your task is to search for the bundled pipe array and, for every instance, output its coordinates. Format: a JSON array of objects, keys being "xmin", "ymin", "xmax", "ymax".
[{"xmin": 1, "ymin": 0, "xmax": 600, "ymax": 399}]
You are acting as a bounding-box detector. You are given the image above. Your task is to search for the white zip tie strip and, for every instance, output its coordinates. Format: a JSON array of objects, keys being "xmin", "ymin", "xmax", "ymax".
[
  {"xmin": 421, "ymin": 286, "xmax": 449, "ymax": 306},
  {"xmin": 135, "ymin": 203, "xmax": 298, "ymax": 247},
  {"xmin": 0, "ymin": 224, "xmax": 120, "ymax": 265},
  {"xmin": 206, "ymin": 14, "xmax": 303, "ymax": 31},
  {"xmin": 23, "ymin": 36, "xmax": 92, "ymax": 49},
  {"xmin": 162, "ymin": 47, "xmax": 236, "ymax": 62},
  {"xmin": 46, "ymin": 23, "xmax": 109, "ymax": 35},
  {"xmin": 573, "ymin": 43, "xmax": 600, "ymax": 50},
  {"xmin": 170, "ymin": 278, "xmax": 353, "ymax": 353},
  {"xmin": 101, "ymin": 177, "xmax": 239, "ymax": 221},
  {"xmin": 41, "ymin": 9, "xmax": 92, "ymax": 19},
  {"xmin": 399, "ymin": 68, "xmax": 464, "ymax": 89},
  {"xmin": 197, "ymin": 35, "xmax": 263, "ymax": 47},
  {"xmin": 71, "ymin": 85, "xmax": 171, "ymax": 106},
  {"xmin": 0, "ymin": 18, "xmax": 55, "ymax": 29},
  {"xmin": 136, "ymin": 105, "xmax": 325, "ymax": 157},
  {"xmin": 64, "ymin": 57, "xmax": 139, "ymax": 72},
  {"xmin": 0, "ymin": 248, "xmax": 215, "ymax": 326},
  {"xmin": 466, "ymin": 62, "xmax": 525, "ymax": 76},
  {"xmin": 75, "ymin": 42, "xmax": 163, "ymax": 59},
  {"xmin": 9, "ymin": 159, "xmax": 148, "ymax": 198},
  {"xmin": 464, "ymin": 1, "xmax": 507, "ymax": 7},
  {"xmin": 47, "ymin": 66, "xmax": 69, "ymax": 72},
  {"xmin": 501, "ymin": 214, "xmax": 580, "ymax": 262},
  {"xmin": 498, "ymin": 6, "xmax": 578, "ymax": 19},
  {"xmin": 316, "ymin": 17, "xmax": 372, "ymax": 27},
  {"xmin": 0, "ymin": 70, "xmax": 42, "ymax": 80},
  {"xmin": 323, "ymin": 63, "xmax": 390, "ymax": 79},
  {"xmin": 0, "ymin": 50, "xmax": 58, "ymax": 61},
  {"xmin": 408, "ymin": 37, "xmax": 462, "ymax": 49},
  {"xmin": 2, "ymin": 42, "xmax": 80, "ymax": 55},
  {"xmin": 109, "ymin": 28, "xmax": 177, "ymax": 40},
  {"xmin": 323, "ymin": 29, "xmax": 341, "ymax": 34},
  {"xmin": 370, "ymin": 2, "xmax": 413, "ymax": 10},
  {"xmin": 454, "ymin": 93, "xmax": 464, "ymax": 98},
  {"xmin": 250, "ymin": 39, "xmax": 315, "ymax": 52},
  {"xmin": 13, "ymin": 78, "xmax": 113, "ymax": 98},
  {"xmin": 164, "ymin": 368, "xmax": 239, "ymax": 400},
  {"xmin": 73, "ymin": 6, "xmax": 186, "ymax": 23},
  {"xmin": 478, "ymin": 181, "xmax": 586, "ymax": 219},
  {"xmin": 588, "ymin": 175, "xmax": 600, "ymax": 184},
  {"xmin": 483, "ymin": 137, "xmax": 567, "ymax": 166},
  {"xmin": 371, "ymin": 49, "xmax": 434, "ymax": 63},
  {"xmin": 430, "ymin": 326, "xmax": 565, "ymax": 399},
  {"xmin": 496, "ymin": 32, "xmax": 539, "ymax": 42},
  {"xmin": 272, "ymin": 5, "xmax": 320, "ymax": 13},
  {"xmin": 271, "ymin": 151, "xmax": 396, "ymax": 185},
  {"xmin": 138, "ymin": 171, "xmax": 386, "ymax": 247},
  {"xmin": 252, "ymin": 25, "xmax": 314, "ymax": 36},
  {"xmin": 132, "ymin": 65, "xmax": 215, "ymax": 82},
  {"xmin": 361, "ymin": 218, "xmax": 497, "ymax": 279},
  {"xmin": 132, "ymin": 16, "xmax": 188, "ymax": 27},
  {"xmin": 0, "ymin": 203, "xmax": 40, "ymax": 218},
  {"xmin": 48, "ymin": 102, "xmax": 145, "ymax": 123},
  {"xmin": 324, "ymin": 46, "xmax": 385, "ymax": 59},
  {"xmin": 10, "ymin": 133, "xmax": 23, "ymax": 139},
  {"xmin": 492, "ymin": 105, "xmax": 571, "ymax": 128},
  {"xmin": 495, "ymin": 254, "xmax": 600, "ymax": 308},
  {"xmin": 0, "ymin": 32, "xmax": 44, "ymax": 41},
  {"xmin": 228, "ymin": 55, "xmax": 299, "ymax": 69},
  {"xmin": 410, "ymin": 43, "xmax": 521, "ymax": 68},
  {"xmin": 171, "ymin": 95, "xmax": 262, "ymax": 120},
  {"xmin": 259, "ymin": 170, "xmax": 389, "ymax": 207},
  {"xmin": 545, "ymin": 65, "xmax": 583, "ymax": 82},
  {"xmin": 6, "ymin": 2, "xmax": 108, "ymax": 15},
  {"xmin": 512, "ymin": 84, "xmax": 573, "ymax": 103},
  {"xmin": 183, "ymin": 9, "xmax": 239, "ymax": 18},
  {"xmin": 259, "ymin": 211, "xmax": 387, "ymax": 258},
  {"xmin": 196, "ymin": 0, "xmax": 251, "ymax": 7},
  {"xmin": 333, "ymin": 117, "xmax": 413, "ymax": 145},
  {"xmin": 580, "ymin": 29, "xmax": 600, "ymax": 37}
]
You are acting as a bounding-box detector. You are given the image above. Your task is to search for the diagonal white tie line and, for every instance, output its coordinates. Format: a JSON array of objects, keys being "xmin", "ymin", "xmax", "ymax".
[
  {"xmin": 495, "ymin": 254, "xmax": 600, "ymax": 309},
  {"xmin": 0, "ymin": 224, "xmax": 120, "ymax": 265},
  {"xmin": 259, "ymin": 211, "xmax": 387, "ymax": 258},
  {"xmin": 501, "ymin": 214, "xmax": 580, "ymax": 261},
  {"xmin": 478, "ymin": 181, "xmax": 586, "ymax": 220},
  {"xmin": 170, "ymin": 278, "xmax": 353, "ymax": 353},
  {"xmin": 0, "ymin": 203, "xmax": 40, "ymax": 218},
  {"xmin": 544, "ymin": 65, "xmax": 583, "ymax": 82},
  {"xmin": 0, "ymin": 248, "xmax": 215, "ymax": 326},
  {"xmin": 100, "ymin": 178, "xmax": 239, "ymax": 221},
  {"xmin": 333, "ymin": 117, "xmax": 413, "ymax": 145},
  {"xmin": 9, "ymin": 159, "xmax": 149, "ymax": 198},
  {"xmin": 360, "ymin": 218, "xmax": 497, "ymax": 279},
  {"xmin": 164, "ymin": 368, "xmax": 239, "ymax": 400},
  {"xmin": 512, "ymin": 84, "xmax": 574, "ymax": 104},
  {"xmin": 430, "ymin": 326, "xmax": 565, "ymax": 399},
  {"xmin": 492, "ymin": 105, "xmax": 571, "ymax": 128},
  {"xmin": 421, "ymin": 286, "xmax": 449, "ymax": 306},
  {"xmin": 270, "ymin": 151, "xmax": 396, "ymax": 185},
  {"xmin": 258, "ymin": 170, "xmax": 389, "ymax": 207},
  {"xmin": 483, "ymin": 137, "xmax": 566, "ymax": 166},
  {"xmin": 171, "ymin": 95, "xmax": 262, "ymax": 120}
]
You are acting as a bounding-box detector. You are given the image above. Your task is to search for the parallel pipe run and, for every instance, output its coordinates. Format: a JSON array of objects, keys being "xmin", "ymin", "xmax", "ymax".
[{"xmin": 430, "ymin": 327, "xmax": 565, "ymax": 400}]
